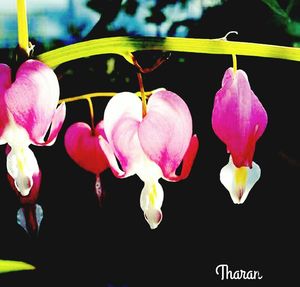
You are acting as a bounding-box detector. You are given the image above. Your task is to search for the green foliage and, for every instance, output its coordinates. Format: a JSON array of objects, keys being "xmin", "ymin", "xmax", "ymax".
[
  {"xmin": 262, "ymin": 0, "xmax": 300, "ymax": 38},
  {"xmin": 261, "ymin": 0, "xmax": 290, "ymax": 22},
  {"xmin": 0, "ymin": 260, "xmax": 35, "ymax": 274}
]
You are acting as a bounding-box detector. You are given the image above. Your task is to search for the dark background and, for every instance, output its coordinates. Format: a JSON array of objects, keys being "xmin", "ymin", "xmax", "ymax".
[{"xmin": 0, "ymin": 0, "xmax": 299, "ymax": 286}]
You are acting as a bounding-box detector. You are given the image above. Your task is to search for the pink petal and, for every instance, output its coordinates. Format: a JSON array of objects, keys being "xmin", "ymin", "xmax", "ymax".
[
  {"xmin": 4, "ymin": 60, "xmax": 61, "ymax": 143},
  {"xmin": 0, "ymin": 64, "xmax": 11, "ymax": 92},
  {"xmin": 138, "ymin": 90, "xmax": 193, "ymax": 179},
  {"xmin": 95, "ymin": 120, "xmax": 107, "ymax": 140},
  {"xmin": 32, "ymin": 102, "xmax": 66, "ymax": 146},
  {"xmin": 102, "ymin": 92, "xmax": 145, "ymax": 177},
  {"xmin": 103, "ymin": 92, "xmax": 142, "ymax": 141},
  {"xmin": 0, "ymin": 64, "xmax": 11, "ymax": 141},
  {"xmin": 165, "ymin": 134, "xmax": 199, "ymax": 181},
  {"xmin": 64, "ymin": 121, "xmax": 109, "ymax": 175},
  {"xmin": 212, "ymin": 68, "xmax": 268, "ymax": 167},
  {"xmin": 99, "ymin": 136, "xmax": 126, "ymax": 178}
]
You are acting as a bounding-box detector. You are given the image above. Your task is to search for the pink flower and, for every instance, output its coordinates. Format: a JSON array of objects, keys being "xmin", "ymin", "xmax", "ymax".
[
  {"xmin": 212, "ymin": 68, "xmax": 268, "ymax": 203},
  {"xmin": 100, "ymin": 90, "xmax": 199, "ymax": 229},
  {"xmin": 64, "ymin": 121, "xmax": 109, "ymax": 203},
  {"xmin": 0, "ymin": 60, "xmax": 66, "ymax": 196}
]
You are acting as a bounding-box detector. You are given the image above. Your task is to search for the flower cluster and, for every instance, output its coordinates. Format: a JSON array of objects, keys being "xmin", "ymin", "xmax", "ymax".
[
  {"xmin": 64, "ymin": 89, "xmax": 199, "ymax": 229},
  {"xmin": 0, "ymin": 57, "xmax": 268, "ymax": 232}
]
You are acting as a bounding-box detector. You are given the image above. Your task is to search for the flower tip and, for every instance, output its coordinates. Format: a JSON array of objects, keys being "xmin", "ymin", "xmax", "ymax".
[
  {"xmin": 15, "ymin": 176, "xmax": 32, "ymax": 196},
  {"xmin": 20, "ymin": 189, "xmax": 30, "ymax": 197},
  {"xmin": 220, "ymin": 157, "xmax": 261, "ymax": 204},
  {"xmin": 231, "ymin": 192, "xmax": 245, "ymax": 204},
  {"xmin": 144, "ymin": 208, "xmax": 163, "ymax": 230},
  {"xmin": 17, "ymin": 204, "xmax": 43, "ymax": 236}
]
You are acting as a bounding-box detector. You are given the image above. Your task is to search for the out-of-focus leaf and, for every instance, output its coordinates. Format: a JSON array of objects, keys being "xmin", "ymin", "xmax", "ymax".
[
  {"xmin": 287, "ymin": 19, "xmax": 300, "ymax": 36},
  {"xmin": 262, "ymin": 0, "xmax": 300, "ymax": 37},
  {"xmin": 261, "ymin": 0, "xmax": 289, "ymax": 20},
  {"xmin": 0, "ymin": 260, "xmax": 35, "ymax": 274}
]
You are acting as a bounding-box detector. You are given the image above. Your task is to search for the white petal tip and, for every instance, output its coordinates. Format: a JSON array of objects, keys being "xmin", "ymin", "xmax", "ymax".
[
  {"xmin": 15, "ymin": 176, "xmax": 32, "ymax": 196},
  {"xmin": 220, "ymin": 158, "xmax": 261, "ymax": 204},
  {"xmin": 144, "ymin": 209, "xmax": 163, "ymax": 230},
  {"xmin": 232, "ymin": 199, "xmax": 244, "ymax": 205},
  {"xmin": 20, "ymin": 189, "xmax": 30, "ymax": 197}
]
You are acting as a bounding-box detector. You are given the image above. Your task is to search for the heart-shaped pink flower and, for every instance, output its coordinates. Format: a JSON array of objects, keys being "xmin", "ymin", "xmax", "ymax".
[
  {"xmin": 0, "ymin": 59, "xmax": 66, "ymax": 197},
  {"xmin": 64, "ymin": 121, "xmax": 109, "ymax": 175},
  {"xmin": 64, "ymin": 121, "xmax": 109, "ymax": 205},
  {"xmin": 100, "ymin": 90, "xmax": 199, "ymax": 228}
]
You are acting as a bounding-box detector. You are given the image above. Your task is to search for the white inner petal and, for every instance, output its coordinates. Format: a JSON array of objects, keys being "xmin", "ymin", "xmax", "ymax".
[
  {"xmin": 2, "ymin": 113, "xmax": 31, "ymax": 148},
  {"xmin": 2, "ymin": 114, "xmax": 37, "ymax": 196},
  {"xmin": 140, "ymin": 179, "xmax": 164, "ymax": 229},
  {"xmin": 135, "ymin": 154, "xmax": 163, "ymax": 183},
  {"xmin": 6, "ymin": 146, "xmax": 39, "ymax": 196},
  {"xmin": 220, "ymin": 156, "xmax": 261, "ymax": 204}
]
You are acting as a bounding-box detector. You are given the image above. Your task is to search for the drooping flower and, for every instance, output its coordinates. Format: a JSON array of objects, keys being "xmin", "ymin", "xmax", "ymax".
[
  {"xmin": 100, "ymin": 90, "xmax": 199, "ymax": 229},
  {"xmin": 64, "ymin": 121, "xmax": 109, "ymax": 204},
  {"xmin": 0, "ymin": 59, "xmax": 66, "ymax": 197},
  {"xmin": 212, "ymin": 67, "xmax": 268, "ymax": 203},
  {"xmin": 5, "ymin": 144, "xmax": 43, "ymax": 236}
]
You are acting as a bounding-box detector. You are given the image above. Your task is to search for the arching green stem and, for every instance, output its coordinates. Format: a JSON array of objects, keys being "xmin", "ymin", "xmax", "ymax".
[{"xmin": 37, "ymin": 36, "xmax": 300, "ymax": 68}]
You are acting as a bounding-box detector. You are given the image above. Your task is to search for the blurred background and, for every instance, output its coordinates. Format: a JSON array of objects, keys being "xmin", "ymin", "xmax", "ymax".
[
  {"xmin": 1, "ymin": 0, "xmax": 299, "ymax": 49},
  {"xmin": 0, "ymin": 0, "xmax": 300, "ymax": 286},
  {"xmin": 0, "ymin": 0, "xmax": 222, "ymax": 49}
]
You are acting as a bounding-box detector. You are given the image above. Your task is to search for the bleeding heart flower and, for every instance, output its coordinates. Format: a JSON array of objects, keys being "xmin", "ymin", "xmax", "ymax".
[
  {"xmin": 212, "ymin": 67, "xmax": 268, "ymax": 203},
  {"xmin": 0, "ymin": 59, "xmax": 66, "ymax": 197},
  {"xmin": 100, "ymin": 90, "xmax": 199, "ymax": 229},
  {"xmin": 64, "ymin": 121, "xmax": 109, "ymax": 204},
  {"xmin": 6, "ymin": 145, "xmax": 43, "ymax": 236}
]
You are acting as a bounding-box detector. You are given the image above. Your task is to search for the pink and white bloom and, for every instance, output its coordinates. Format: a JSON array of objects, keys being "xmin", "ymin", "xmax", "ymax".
[
  {"xmin": 0, "ymin": 59, "xmax": 66, "ymax": 196},
  {"xmin": 64, "ymin": 121, "xmax": 109, "ymax": 203},
  {"xmin": 100, "ymin": 90, "xmax": 199, "ymax": 229},
  {"xmin": 212, "ymin": 67, "xmax": 268, "ymax": 203}
]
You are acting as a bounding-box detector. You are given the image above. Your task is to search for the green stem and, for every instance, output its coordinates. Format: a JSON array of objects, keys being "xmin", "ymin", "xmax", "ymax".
[
  {"xmin": 58, "ymin": 91, "xmax": 153, "ymax": 105},
  {"xmin": 59, "ymin": 92, "xmax": 116, "ymax": 104},
  {"xmin": 37, "ymin": 36, "xmax": 300, "ymax": 68},
  {"xmin": 86, "ymin": 97, "xmax": 95, "ymax": 133},
  {"xmin": 17, "ymin": 0, "xmax": 29, "ymax": 56},
  {"xmin": 232, "ymin": 54, "xmax": 237, "ymax": 72}
]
